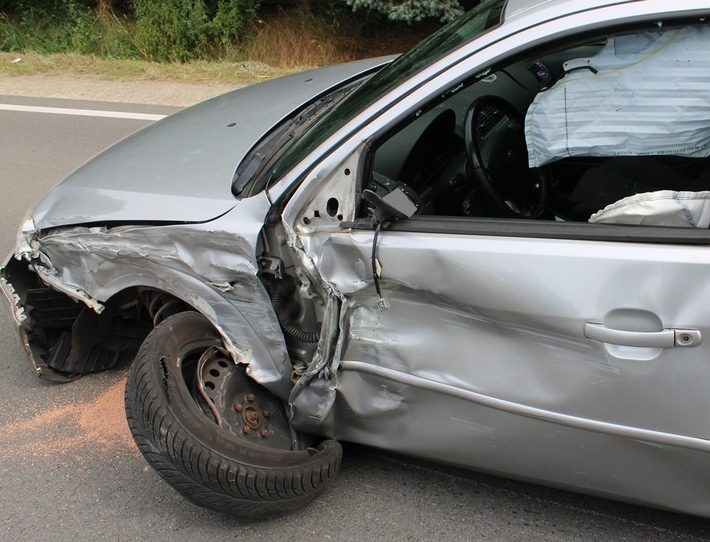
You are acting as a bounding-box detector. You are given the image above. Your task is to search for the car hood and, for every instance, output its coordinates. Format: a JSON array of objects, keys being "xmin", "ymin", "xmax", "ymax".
[{"xmin": 31, "ymin": 57, "xmax": 392, "ymax": 230}]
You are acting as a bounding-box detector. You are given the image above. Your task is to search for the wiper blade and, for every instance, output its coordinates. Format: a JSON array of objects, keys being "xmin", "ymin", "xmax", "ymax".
[{"xmin": 232, "ymin": 81, "xmax": 361, "ymax": 198}]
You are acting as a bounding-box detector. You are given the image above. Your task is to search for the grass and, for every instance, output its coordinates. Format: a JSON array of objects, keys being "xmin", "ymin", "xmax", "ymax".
[
  {"xmin": 0, "ymin": 7, "xmax": 432, "ymax": 86},
  {"xmin": 0, "ymin": 52, "xmax": 301, "ymax": 86},
  {"xmin": 244, "ymin": 9, "xmax": 431, "ymax": 68}
]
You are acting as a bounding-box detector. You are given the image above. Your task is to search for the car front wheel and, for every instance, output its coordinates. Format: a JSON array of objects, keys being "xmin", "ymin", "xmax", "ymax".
[{"xmin": 124, "ymin": 311, "xmax": 341, "ymax": 518}]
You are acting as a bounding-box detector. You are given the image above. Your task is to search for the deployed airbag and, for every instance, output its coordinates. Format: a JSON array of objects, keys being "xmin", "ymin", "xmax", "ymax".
[
  {"xmin": 525, "ymin": 27, "xmax": 710, "ymax": 167},
  {"xmin": 589, "ymin": 190, "xmax": 710, "ymax": 228}
]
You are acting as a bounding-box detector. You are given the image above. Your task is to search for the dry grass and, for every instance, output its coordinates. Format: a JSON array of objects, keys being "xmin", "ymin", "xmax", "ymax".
[
  {"xmin": 243, "ymin": 8, "xmax": 430, "ymax": 68},
  {"xmin": 0, "ymin": 9, "xmax": 434, "ymax": 85},
  {"xmin": 245, "ymin": 11, "xmax": 360, "ymax": 68},
  {"xmin": 0, "ymin": 52, "xmax": 301, "ymax": 85}
]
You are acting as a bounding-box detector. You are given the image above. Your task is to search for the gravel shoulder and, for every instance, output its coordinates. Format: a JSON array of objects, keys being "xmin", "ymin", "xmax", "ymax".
[{"xmin": 0, "ymin": 73, "xmax": 242, "ymax": 106}]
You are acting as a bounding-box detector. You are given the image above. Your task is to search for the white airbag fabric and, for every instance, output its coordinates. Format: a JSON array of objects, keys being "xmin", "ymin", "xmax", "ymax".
[
  {"xmin": 589, "ymin": 190, "xmax": 710, "ymax": 228},
  {"xmin": 525, "ymin": 27, "xmax": 710, "ymax": 167}
]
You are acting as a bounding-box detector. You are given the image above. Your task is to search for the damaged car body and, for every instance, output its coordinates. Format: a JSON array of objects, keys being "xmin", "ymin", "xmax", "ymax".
[{"xmin": 5, "ymin": 0, "xmax": 710, "ymax": 519}]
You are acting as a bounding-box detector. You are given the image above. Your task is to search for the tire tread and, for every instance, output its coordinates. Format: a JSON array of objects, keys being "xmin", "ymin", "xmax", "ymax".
[{"xmin": 125, "ymin": 312, "xmax": 341, "ymax": 518}]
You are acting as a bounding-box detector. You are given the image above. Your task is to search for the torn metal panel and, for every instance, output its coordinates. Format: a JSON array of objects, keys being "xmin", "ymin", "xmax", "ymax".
[
  {"xmin": 7, "ymin": 216, "xmax": 294, "ymax": 396},
  {"xmin": 289, "ymin": 285, "xmax": 710, "ymax": 516},
  {"xmin": 289, "ymin": 283, "xmax": 602, "ymax": 427},
  {"xmin": 33, "ymin": 264, "xmax": 105, "ymax": 314},
  {"xmin": 314, "ymin": 229, "xmax": 710, "ymax": 434},
  {"xmin": 287, "ymin": 283, "xmax": 710, "ymax": 514},
  {"xmin": 277, "ymin": 153, "xmax": 366, "ymax": 427},
  {"xmin": 285, "ymin": 205, "xmax": 710, "ymax": 517},
  {"xmin": 288, "ymin": 295, "xmax": 344, "ymax": 434}
]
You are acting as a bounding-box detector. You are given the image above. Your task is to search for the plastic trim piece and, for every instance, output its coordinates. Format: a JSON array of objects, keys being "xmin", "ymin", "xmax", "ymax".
[{"xmin": 343, "ymin": 216, "xmax": 710, "ymax": 245}]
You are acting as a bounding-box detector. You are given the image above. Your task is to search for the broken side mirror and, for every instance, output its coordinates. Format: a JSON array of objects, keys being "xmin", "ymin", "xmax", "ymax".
[{"xmin": 362, "ymin": 186, "xmax": 419, "ymax": 224}]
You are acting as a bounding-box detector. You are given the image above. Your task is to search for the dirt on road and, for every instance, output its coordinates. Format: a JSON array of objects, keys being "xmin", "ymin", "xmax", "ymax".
[{"xmin": 0, "ymin": 73, "xmax": 242, "ymax": 106}]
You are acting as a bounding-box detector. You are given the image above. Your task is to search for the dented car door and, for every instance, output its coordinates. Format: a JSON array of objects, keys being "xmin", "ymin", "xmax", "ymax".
[{"xmin": 294, "ymin": 213, "xmax": 710, "ymax": 513}]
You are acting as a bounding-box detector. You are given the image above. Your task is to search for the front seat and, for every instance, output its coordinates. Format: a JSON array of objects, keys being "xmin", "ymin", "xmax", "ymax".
[{"xmin": 567, "ymin": 156, "xmax": 710, "ymax": 221}]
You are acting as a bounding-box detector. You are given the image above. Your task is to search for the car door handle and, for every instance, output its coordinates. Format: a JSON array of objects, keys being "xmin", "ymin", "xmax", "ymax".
[{"xmin": 584, "ymin": 323, "xmax": 701, "ymax": 348}]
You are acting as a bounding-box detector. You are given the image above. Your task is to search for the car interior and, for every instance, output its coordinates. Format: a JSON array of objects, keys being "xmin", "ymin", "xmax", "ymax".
[{"xmin": 365, "ymin": 23, "xmax": 710, "ymax": 227}]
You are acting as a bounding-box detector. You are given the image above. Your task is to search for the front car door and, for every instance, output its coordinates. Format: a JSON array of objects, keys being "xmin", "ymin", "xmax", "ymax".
[{"xmin": 274, "ymin": 0, "xmax": 710, "ymax": 516}]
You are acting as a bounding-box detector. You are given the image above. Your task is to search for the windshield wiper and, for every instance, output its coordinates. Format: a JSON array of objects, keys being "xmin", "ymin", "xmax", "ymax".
[{"xmin": 232, "ymin": 82, "xmax": 360, "ymax": 198}]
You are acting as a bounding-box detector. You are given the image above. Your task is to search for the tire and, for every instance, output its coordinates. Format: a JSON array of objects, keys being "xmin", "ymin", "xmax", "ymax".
[{"xmin": 124, "ymin": 311, "xmax": 342, "ymax": 518}]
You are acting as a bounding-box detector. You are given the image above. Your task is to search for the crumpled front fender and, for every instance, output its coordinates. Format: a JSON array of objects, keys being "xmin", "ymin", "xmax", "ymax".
[{"xmin": 2, "ymin": 217, "xmax": 293, "ymax": 397}]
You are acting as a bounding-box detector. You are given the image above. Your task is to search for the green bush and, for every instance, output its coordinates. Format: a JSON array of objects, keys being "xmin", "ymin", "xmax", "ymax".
[
  {"xmin": 0, "ymin": 3, "xmax": 74, "ymax": 52},
  {"xmin": 0, "ymin": 0, "xmax": 137, "ymax": 57},
  {"xmin": 132, "ymin": 0, "xmax": 258, "ymax": 62},
  {"xmin": 0, "ymin": 0, "xmax": 429, "ymax": 66},
  {"xmin": 67, "ymin": 2, "xmax": 100, "ymax": 54},
  {"xmin": 0, "ymin": 0, "xmax": 132, "ymax": 16},
  {"xmin": 71, "ymin": 9, "xmax": 138, "ymax": 58},
  {"xmin": 213, "ymin": 0, "xmax": 258, "ymax": 51},
  {"xmin": 0, "ymin": 13, "xmax": 21, "ymax": 51},
  {"xmin": 133, "ymin": 0, "xmax": 211, "ymax": 62}
]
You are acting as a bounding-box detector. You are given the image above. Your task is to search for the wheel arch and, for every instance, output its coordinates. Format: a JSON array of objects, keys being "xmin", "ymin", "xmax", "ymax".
[
  {"xmin": 91, "ymin": 268, "xmax": 293, "ymax": 396},
  {"xmin": 4, "ymin": 226, "xmax": 294, "ymax": 396}
]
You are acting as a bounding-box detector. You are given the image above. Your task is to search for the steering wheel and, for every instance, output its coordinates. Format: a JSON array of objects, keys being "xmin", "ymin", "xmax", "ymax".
[{"xmin": 463, "ymin": 95, "xmax": 548, "ymax": 218}]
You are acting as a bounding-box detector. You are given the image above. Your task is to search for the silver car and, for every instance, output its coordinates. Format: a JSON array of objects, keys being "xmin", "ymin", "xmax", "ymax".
[{"xmin": 3, "ymin": 0, "xmax": 710, "ymax": 519}]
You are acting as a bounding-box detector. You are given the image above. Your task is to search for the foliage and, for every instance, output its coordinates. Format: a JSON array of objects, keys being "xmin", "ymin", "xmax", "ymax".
[
  {"xmin": 132, "ymin": 0, "xmax": 258, "ymax": 61},
  {"xmin": 0, "ymin": 0, "xmax": 132, "ymax": 15},
  {"xmin": 133, "ymin": 0, "xmax": 211, "ymax": 62},
  {"xmin": 0, "ymin": 0, "xmax": 458, "ymax": 65},
  {"xmin": 0, "ymin": 0, "xmax": 137, "ymax": 56},
  {"xmin": 245, "ymin": 5, "xmax": 359, "ymax": 68},
  {"xmin": 345, "ymin": 0, "xmax": 465, "ymax": 23},
  {"xmin": 212, "ymin": 0, "xmax": 259, "ymax": 51}
]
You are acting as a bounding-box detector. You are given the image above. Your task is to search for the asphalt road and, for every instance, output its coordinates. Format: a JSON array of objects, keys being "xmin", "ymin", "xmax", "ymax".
[{"xmin": 1, "ymin": 95, "xmax": 710, "ymax": 542}]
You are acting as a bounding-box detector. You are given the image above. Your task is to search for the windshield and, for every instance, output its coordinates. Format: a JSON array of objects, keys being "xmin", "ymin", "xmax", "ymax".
[{"xmin": 268, "ymin": 0, "xmax": 506, "ymax": 184}]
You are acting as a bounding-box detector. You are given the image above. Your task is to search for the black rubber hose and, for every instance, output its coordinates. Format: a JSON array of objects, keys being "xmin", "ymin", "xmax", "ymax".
[
  {"xmin": 282, "ymin": 323, "xmax": 320, "ymax": 344},
  {"xmin": 269, "ymin": 279, "xmax": 320, "ymax": 344}
]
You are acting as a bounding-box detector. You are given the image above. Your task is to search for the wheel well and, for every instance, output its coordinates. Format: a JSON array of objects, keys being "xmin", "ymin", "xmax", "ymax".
[
  {"xmin": 40, "ymin": 286, "xmax": 193, "ymax": 378},
  {"xmin": 5, "ymin": 256, "xmax": 193, "ymax": 379}
]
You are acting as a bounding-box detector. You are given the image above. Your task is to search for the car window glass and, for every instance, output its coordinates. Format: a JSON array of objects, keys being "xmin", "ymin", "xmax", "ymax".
[
  {"xmin": 268, "ymin": 0, "xmax": 505, "ymax": 185},
  {"xmin": 364, "ymin": 21, "xmax": 710, "ymax": 228}
]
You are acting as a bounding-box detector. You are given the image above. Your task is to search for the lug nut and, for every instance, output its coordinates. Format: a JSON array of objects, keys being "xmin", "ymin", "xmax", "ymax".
[
  {"xmin": 245, "ymin": 410, "xmax": 259, "ymax": 426},
  {"xmin": 246, "ymin": 393, "xmax": 256, "ymax": 402},
  {"xmin": 262, "ymin": 410, "xmax": 270, "ymax": 418},
  {"xmin": 233, "ymin": 403, "xmax": 242, "ymax": 412},
  {"xmin": 241, "ymin": 426, "xmax": 250, "ymax": 434},
  {"xmin": 259, "ymin": 429, "xmax": 269, "ymax": 438}
]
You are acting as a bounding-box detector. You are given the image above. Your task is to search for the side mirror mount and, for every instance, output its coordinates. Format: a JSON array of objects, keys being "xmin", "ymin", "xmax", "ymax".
[
  {"xmin": 362, "ymin": 186, "xmax": 421, "ymax": 311},
  {"xmin": 362, "ymin": 186, "xmax": 419, "ymax": 223}
]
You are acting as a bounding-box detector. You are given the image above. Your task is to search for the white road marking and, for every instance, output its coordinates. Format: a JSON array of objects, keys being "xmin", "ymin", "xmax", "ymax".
[{"xmin": 0, "ymin": 103, "xmax": 167, "ymax": 121}]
